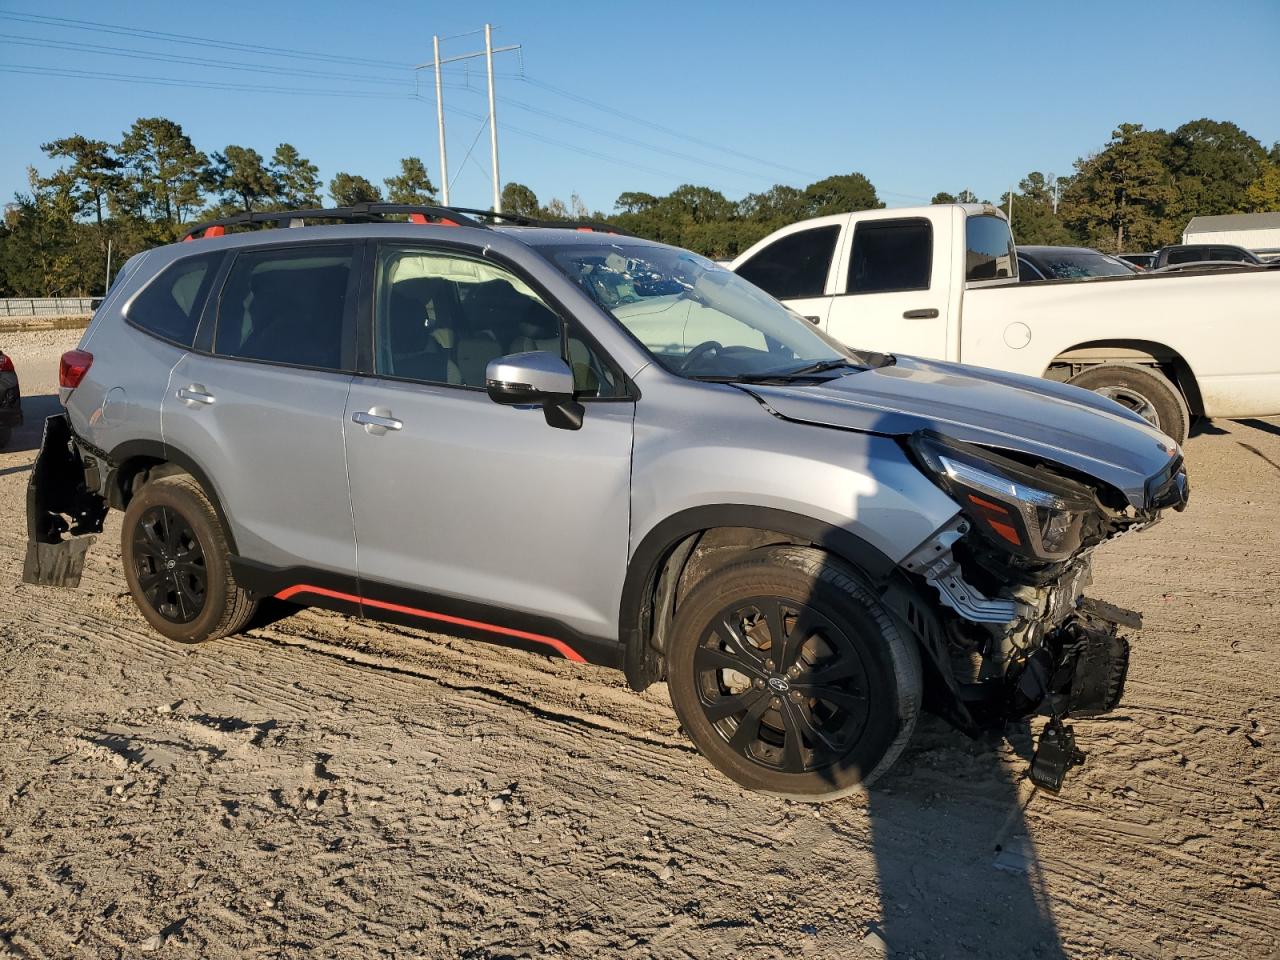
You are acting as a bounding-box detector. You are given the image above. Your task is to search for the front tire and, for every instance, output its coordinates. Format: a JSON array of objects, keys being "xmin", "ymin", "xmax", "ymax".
[
  {"xmin": 121, "ymin": 473, "xmax": 257, "ymax": 643},
  {"xmin": 0, "ymin": 426, "xmax": 10, "ymax": 449},
  {"xmin": 666, "ymin": 546, "xmax": 921, "ymax": 802},
  {"xmin": 1067, "ymin": 363, "xmax": 1190, "ymax": 445}
]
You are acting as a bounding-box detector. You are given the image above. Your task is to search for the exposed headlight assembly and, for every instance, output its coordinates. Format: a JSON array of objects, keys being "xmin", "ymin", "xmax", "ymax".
[{"xmin": 908, "ymin": 432, "xmax": 1104, "ymax": 562}]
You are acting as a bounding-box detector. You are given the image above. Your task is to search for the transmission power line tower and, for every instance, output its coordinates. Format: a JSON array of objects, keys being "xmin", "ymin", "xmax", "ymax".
[{"xmin": 415, "ymin": 25, "xmax": 521, "ymax": 211}]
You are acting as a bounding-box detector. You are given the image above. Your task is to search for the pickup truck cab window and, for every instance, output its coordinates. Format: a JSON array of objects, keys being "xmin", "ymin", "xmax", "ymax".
[
  {"xmin": 847, "ymin": 218, "xmax": 932, "ymax": 294},
  {"xmin": 965, "ymin": 214, "xmax": 1018, "ymax": 282},
  {"xmin": 734, "ymin": 224, "xmax": 840, "ymax": 300}
]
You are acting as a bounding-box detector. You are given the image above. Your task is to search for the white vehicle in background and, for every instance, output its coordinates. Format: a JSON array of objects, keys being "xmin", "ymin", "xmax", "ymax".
[{"xmin": 730, "ymin": 204, "xmax": 1280, "ymax": 444}]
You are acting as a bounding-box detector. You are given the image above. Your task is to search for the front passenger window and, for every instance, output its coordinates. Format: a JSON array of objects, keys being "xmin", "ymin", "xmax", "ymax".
[{"xmin": 375, "ymin": 247, "xmax": 626, "ymax": 398}]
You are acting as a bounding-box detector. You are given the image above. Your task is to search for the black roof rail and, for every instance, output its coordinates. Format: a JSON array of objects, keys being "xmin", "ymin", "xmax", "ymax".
[
  {"xmin": 447, "ymin": 207, "xmax": 636, "ymax": 237},
  {"xmin": 181, "ymin": 202, "xmax": 635, "ymax": 241},
  {"xmin": 181, "ymin": 203, "xmax": 487, "ymax": 241}
]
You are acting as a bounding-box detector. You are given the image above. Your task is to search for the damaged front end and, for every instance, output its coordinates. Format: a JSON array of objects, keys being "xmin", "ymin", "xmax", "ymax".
[
  {"xmin": 24, "ymin": 414, "xmax": 109, "ymax": 587},
  {"xmin": 895, "ymin": 431, "xmax": 1189, "ymax": 791}
]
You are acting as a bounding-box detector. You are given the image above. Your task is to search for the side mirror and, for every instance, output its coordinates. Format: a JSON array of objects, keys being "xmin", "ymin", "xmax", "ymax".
[{"xmin": 485, "ymin": 351, "xmax": 583, "ymax": 430}]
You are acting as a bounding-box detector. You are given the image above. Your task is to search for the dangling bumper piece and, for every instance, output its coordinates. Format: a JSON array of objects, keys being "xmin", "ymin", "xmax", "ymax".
[{"xmin": 24, "ymin": 414, "xmax": 108, "ymax": 587}]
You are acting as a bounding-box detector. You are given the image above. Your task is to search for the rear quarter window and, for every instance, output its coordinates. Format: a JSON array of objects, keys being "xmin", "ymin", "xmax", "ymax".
[{"xmin": 125, "ymin": 252, "xmax": 223, "ymax": 347}]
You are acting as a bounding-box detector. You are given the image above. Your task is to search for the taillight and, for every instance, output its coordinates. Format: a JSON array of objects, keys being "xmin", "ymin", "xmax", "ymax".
[
  {"xmin": 0, "ymin": 353, "xmax": 13, "ymax": 373},
  {"xmin": 59, "ymin": 350, "xmax": 93, "ymax": 388}
]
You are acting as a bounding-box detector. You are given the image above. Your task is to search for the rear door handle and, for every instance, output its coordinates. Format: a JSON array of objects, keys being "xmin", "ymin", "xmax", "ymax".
[
  {"xmin": 803, "ymin": 315, "xmax": 822, "ymax": 325},
  {"xmin": 352, "ymin": 409, "xmax": 403, "ymax": 435},
  {"xmin": 903, "ymin": 308, "xmax": 939, "ymax": 319},
  {"xmin": 176, "ymin": 385, "xmax": 215, "ymax": 405}
]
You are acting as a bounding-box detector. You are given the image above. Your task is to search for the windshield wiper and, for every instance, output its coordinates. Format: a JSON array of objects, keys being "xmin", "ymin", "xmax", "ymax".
[{"xmin": 777, "ymin": 358, "xmax": 860, "ymax": 376}]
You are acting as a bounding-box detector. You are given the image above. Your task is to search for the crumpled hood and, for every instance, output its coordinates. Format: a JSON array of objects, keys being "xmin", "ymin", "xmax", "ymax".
[{"xmin": 742, "ymin": 355, "xmax": 1179, "ymax": 505}]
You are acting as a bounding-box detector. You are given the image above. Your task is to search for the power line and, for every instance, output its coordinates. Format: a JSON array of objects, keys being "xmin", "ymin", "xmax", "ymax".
[
  {"xmin": 0, "ymin": 63, "xmax": 420, "ymax": 100},
  {"xmin": 516, "ymin": 74, "xmax": 820, "ymax": 181},
  {"xmin": 0, "ymin": 33, "xmax": 423, "ymax": 87},
  {"xmin": 432, "ymin": 98, "xmax": 740, "ymax": 193},
  {"xmin": 0, "ymin": 10, "xmax": 413, "ymax": 69}
]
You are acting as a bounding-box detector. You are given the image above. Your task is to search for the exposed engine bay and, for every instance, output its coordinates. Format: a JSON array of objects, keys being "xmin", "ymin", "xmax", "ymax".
[{"xmin": 893, "ymin": 431, "xmax": 1189, "ymax": 790}]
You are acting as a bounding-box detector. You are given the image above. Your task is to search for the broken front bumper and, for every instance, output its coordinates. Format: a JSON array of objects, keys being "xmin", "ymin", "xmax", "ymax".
[{"xmin": 24, "ymin": 414, "xmax": 107, "ymax": 587}]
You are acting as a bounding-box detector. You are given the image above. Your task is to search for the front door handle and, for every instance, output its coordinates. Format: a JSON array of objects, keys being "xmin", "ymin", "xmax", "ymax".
[
  {"xmin": 176, "ymin": 385, "xmax": 215, "ymax": 405},
  {"xmin": 352, "ymin": 408, "xmax": 403, "ymax": 436},
  {"xmin": 903, "ymin": 308, "xmax": 939, "ymax": 319}
]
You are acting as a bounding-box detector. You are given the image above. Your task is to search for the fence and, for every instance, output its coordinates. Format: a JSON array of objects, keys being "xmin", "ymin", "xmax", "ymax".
[{"xmin": 0, "ymin": 297, "xmax": 100, "ymax": 317}]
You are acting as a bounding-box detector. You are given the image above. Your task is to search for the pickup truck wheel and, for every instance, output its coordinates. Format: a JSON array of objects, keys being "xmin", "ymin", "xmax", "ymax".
[
  {"xmin": 1067, "ymin": 363, "xmax": 1190, "ymax": 445},
  {"xmin": 666, "ymin": 546, "xmax": 920, "ymax": 801},
  {"xmin": 121, "ymin": 474, "xmax": 257, "ymax": 644}
]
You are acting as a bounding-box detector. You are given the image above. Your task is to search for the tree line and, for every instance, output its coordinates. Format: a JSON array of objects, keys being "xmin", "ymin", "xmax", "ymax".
[{"xmin": 2, "ymin": 115, "xmax": 1277, "ymax": 296}]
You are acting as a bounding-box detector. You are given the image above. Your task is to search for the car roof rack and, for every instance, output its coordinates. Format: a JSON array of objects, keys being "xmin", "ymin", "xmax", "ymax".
[
  {"xmin": 181, "ymin": 203, "xmax": 485, "ymax": 240},
  {"xmin": 447, "ymin": 207, "xmax": 636, "ymax": 237},
  {"xmin": 181, "ymin": 202, "xmax": 634, "ymax": 241}
]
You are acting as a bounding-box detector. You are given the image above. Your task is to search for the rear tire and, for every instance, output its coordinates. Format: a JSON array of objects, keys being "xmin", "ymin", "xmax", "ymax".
[
  {"xmin": 121, "ymin": 473, "xmax": 257, "ymax": 643},
  {"xmin": 666, "ymin": 546, "xmax": 921, "ymax": 802},
  {"xmin": 0, "ymin": 426, "xmax": 10, "ymax": 449},
  {"xmin": 1067, "ymin": 363, "xmax": 1190, "ymax": 445}
]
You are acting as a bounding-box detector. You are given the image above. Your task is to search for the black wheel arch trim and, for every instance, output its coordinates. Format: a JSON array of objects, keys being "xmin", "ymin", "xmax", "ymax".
[
  {"xmin": 107, "ymin": 438, "xmax": 240, "ymax": 556},
  {"xmin": 619, "ymin": 504, "xmax": 897, "ymax": 691}
]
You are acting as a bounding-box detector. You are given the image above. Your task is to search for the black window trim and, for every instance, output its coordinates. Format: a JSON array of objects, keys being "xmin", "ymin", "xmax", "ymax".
[
  {"xmin": 736, "ymin": 223, "xmax": 842, "ymax": 301},
  {"xmin": 1017, "ymin": 255, "xmax": 1046, "ymax": 281},
  {"xmin": 365, "ymin": 238, "xmax": 638, "ymax": 402},
  {"xmin": 200, "ymin": 238, "xmax": 363, "ymax": 375},
  {"xmin": 123, "ymin": 249, "xmax": 229, "ymax": 351},
  {"xmin": 837, "ymin": 217, "xmax": 934, "ymax": 297}
]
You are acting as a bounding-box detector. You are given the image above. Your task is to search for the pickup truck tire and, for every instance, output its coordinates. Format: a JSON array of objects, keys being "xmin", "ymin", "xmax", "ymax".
[
  {"xmin": 666, "ymin": 545, "xmax": 920, "ymax": 801},
  {"xmin": 1067, "ymin": 363, "xmax": 1190, "ymax": 445},
  {"xmin": 121, "ymin": 473, "xmax": 258, "ymax": 644},
  {"xmin": 0, "ymin": 426, "xmax": 10, "ymax": 450}
]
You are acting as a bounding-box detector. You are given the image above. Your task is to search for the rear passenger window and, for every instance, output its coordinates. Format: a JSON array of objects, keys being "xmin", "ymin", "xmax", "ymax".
[
  {"xmin": 215, "ymin": 245, "xmax": 355, "ymax": 370},
  {"xmin": 375, "ymin": 247, "xmax": 626, "ymax": 398},
  {"xmin": 965, "ymin": 215, "xmax": 1017, "ymax": 281},
  {"xmin": 736, "ymin": 225, "xmax": 839, "ymax": 300},
  {"xmin": 126, "ymin": 252, "xmax": 221, "ymax": 347},
  {"xmin": 847, "ymin": 219, "xmax": 931, "ymax": 294}
]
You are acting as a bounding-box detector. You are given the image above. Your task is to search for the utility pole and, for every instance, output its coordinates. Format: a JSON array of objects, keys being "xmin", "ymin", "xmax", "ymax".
[
  {"xmin": 1007, "ymin": 187, "xmax": 1013, "ymax": 232},
  {"xmin": 1048, "ymin": 172, "xmax": 1059, "ymax": 215},
  {"xmin": 103, "ymin": 238, "xmax": 112, "ymax": 296},
  {"xmin": 484, "ymin": 24, "xmax": 501, "ymax": 212},
  {"xmin": 432, "ymin": 35, "xmax": 449, "ymax": 206},
  {"xmin": 415, "ymin": 27, "xmax": 520, "ymax": 212}
]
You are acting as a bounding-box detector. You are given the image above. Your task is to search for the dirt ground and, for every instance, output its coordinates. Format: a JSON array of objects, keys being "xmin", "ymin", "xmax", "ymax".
[{"xmin": 0, "ymin": 328, "xmax": 1276, "ymax": 960}]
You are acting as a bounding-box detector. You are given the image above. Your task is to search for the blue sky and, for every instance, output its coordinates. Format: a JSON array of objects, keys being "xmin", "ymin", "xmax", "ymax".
[{"xmin": 1, "ymin": 0, "xmax": 1278, "ymax": 215}]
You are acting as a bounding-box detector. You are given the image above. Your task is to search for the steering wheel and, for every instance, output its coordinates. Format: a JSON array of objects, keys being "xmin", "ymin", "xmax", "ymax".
[{"xmin": 680, "ymin": 340, "xmax": 724, "ymax": 373}]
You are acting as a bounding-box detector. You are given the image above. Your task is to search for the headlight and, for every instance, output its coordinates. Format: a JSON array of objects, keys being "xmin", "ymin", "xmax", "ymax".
[{"xmin": 908, "ymin": 432, "xmax": 1103, "ymax": 561}]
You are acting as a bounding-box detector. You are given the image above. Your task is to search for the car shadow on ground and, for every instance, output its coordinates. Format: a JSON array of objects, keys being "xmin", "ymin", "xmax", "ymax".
[
  {"xmin": 772, "ymin": 539, "xmax": 1067, "ymax": 957},
  {"xmin": 4, "ymin": 393, "xmax": 62, "ymax": 456},
  {"xmin": 866, "ymin": 717, "xmax": 1065, "ymax": 958}
]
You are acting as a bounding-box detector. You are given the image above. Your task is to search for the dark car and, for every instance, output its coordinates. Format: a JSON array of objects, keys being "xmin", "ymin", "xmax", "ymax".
[
  {"xmin": 1152, "ymin": 244, "xmax": 1263, "ymax": 270},
  {"xmin": 0, "ymin": 348, "xmax": 22, "ymax": 449},
  {"xmin": 1017, "ymin": 245, "xmax": 1138, "ymax": 282},
  {"xmin": 1117, "ymin": 252, "xmax": 1156, "ymax": 270}
]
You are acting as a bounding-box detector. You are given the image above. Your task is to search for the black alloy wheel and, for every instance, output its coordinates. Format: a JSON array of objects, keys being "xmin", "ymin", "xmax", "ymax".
[
  {"xmin": 132, "ymin": 505, "xmax": 207, "ymax": 623},
  {"xmin": 694, "ymin": 596, "xmax": 871, "ymax": 775}
]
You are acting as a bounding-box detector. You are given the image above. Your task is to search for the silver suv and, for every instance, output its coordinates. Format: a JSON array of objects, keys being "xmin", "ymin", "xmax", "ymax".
[{"xmin": 25, "ymin": 204, "xmax": 1189, "ymax": 800}]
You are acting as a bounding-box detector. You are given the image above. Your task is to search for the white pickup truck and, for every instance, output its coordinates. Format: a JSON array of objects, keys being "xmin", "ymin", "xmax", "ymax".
[{"xmin": 729, "ymin": 203, "xmax": 1280, "ymax": 443}]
